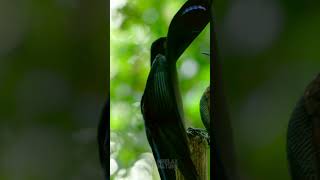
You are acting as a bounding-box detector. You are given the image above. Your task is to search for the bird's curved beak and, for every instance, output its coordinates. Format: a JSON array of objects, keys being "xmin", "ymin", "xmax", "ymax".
[{"xmin": 201, "ymin": 52, "xmax": 210, "ymax": 56}]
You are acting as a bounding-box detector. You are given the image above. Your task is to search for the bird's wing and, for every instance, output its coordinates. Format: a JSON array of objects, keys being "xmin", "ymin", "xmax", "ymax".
[
  {"xmin": 287, "ymin": 74, "xmax": 320, "ymax": 180},
  {"xmin": 200, "ymin": 86, "xmax": 210, "ymax": 132},
  {"xmin": 141, "ymin": 54, "xmax": 199, "ymax": 180},
  {"xmin": 287, "ymin": 97, "xmax": 318, "ymax": 180},
  {"xmin": 304, "ymin": 74, "xmax": 320, "ymax": 161}
]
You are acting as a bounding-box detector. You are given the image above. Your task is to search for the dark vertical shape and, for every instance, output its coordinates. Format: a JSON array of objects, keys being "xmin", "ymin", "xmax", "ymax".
[
  {"xmin": 98, "ymin": 0, "xmax": 110, "ymax": 178},
  {"xmin": 98, "ymin": 97, "xmax": 110, "ymax": 179},
  {"xmin": 210, "ymin": 2, "xmax": 238, "ymax": 179}
]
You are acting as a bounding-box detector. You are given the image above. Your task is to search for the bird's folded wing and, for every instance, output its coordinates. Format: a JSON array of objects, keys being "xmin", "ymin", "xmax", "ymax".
[
  {"xmin": 287, "ymin": 97, "xmax": 318, "ymax": 180},
  {"xmin": 141, "ymin": 55, "xmax": 199, "ymax": 180}
]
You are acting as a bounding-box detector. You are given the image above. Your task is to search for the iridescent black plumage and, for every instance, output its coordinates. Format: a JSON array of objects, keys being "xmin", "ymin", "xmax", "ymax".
[
  {"xmin": 287, "ymin": 98, "xmax": 318, "ymax": 180},
  {"xmin": 287, "ymin": 74, "xmax": 320, "ymax": 180},
  {"xmin": 141, "ymin": 0, "xmax": 210, "ymax": 179},
  {"xmin": 200, "ymin": 86, "xmax": 210, "ymax": 132},
  {"xmin": 141, "ymin": 53, "xmax": 199, "ymax": 180}
]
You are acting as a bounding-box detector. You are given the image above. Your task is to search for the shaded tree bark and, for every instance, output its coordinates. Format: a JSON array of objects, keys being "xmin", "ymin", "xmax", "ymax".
[{"xmin": 176, "ymin": 128, "xmax": 209, "ymax": 180}]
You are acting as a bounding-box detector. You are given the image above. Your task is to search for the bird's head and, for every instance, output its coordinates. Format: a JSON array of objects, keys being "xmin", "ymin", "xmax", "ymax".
[{"xmin": 150, "ymin": 37, "xmax": 167, "ymax": 66}]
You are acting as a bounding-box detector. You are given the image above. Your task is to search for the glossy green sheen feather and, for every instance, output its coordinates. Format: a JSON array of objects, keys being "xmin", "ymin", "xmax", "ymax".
[
  {"xmin": 200, "ymin": 86, "xmax": 210, "ymax": 132},
  {"xmin": 287, "ymin": 98, "xmax": 318, "ymax": 180},
  {"xmin": 142, "ymin": 54, "xmax": 199, "ymax": 180}
]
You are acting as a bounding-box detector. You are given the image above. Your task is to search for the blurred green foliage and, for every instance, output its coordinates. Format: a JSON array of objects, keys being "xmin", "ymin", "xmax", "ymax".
[
  {"xmin": 215, "ymin": 0, "xmax": 320, "ymax": 179},
  {"xmin": 0, "ymin": 0, "xmax": 107, "ymax": 179}
]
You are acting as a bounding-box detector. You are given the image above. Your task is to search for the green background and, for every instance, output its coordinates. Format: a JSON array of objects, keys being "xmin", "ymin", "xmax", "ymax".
[{"xmin": 0, "ymin": 0, "xmax": 107, "ymax": 179}]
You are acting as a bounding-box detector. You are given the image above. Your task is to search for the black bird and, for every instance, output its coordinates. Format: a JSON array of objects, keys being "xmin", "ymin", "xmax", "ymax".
[
  {"xmin": 287, "ymin": 74, "xmax": 320, "ymax": 179},
  {"xmin": 98, "ymin": 97, "xmax": 109, "ymax": 179},
  {"xmin": 141, "ymin": 0, "xmax": 210, "ymax": 179},
  {"xmin": 141, "ymin": 38, "xmax": 199, "ymax": 180}
]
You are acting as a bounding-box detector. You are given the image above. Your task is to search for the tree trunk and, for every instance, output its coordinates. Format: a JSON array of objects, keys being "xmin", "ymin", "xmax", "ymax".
[{"xmin": 176, "ymin": 128, "xmax": 209, "ymax": 180}]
